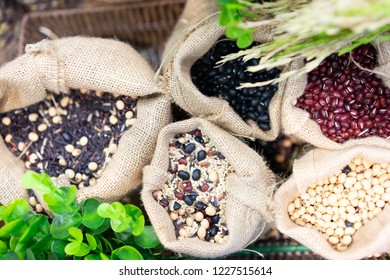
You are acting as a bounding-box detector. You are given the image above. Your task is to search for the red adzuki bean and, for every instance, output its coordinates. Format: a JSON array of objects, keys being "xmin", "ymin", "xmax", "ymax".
[{"xmin": 296, "ymin": 44, "xmax": 389, "ymax": 143}]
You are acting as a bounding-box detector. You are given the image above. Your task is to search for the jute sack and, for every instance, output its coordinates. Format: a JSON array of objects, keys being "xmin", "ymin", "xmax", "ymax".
[
  {"xmin": 281, "ymin": 40, "xmax": 390, "ymax": 150},
  {"xmin": 0, "ymin": 36, "xmax": 171, "ymax": 207},
  {"xmin": 162, "ymin": 0, "xmax": 219, "ymax": 63},
  {"xmin": 162, "ymin": 5, "xmax": 289, "ymax": 142},
  {"xmin": 274, "ymin": 145, "xmax": 390, "ymax": 260},
  {"xmin": 141, "ymin": 118, "xmax": 275, "ymax": 258}
]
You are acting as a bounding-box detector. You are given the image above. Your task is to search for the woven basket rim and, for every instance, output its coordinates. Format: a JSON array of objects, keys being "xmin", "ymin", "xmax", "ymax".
[{"xmin": 18, "ymin": 0, "xmax": 186, "ymax": 54}]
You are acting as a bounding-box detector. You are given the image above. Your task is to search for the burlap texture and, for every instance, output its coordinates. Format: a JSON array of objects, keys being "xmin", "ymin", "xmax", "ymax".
[
  {"xmin": 162, "ymin": 0, "xmax": 219, "ymax": 63},
  {"xmin": 162, "ymin": 6, "xmax": 288, "ymax": 142},
  {"xmin": 0, "ymin": 36, "xmax": 171, "ymax": 207},
  {"xmin": 274, "ymin": 146, "xmax": 390, "ymax": 260},
  {"xmin": 281, "ymin": 40, "xmax": 390, "ymax": 149},
  {"xmin": 141, "ymin": 118, "xmax": 276, "ymax": 258}
]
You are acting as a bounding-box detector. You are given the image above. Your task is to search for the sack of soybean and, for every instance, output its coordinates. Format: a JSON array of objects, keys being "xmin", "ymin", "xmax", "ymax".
[
  {"xmin": 141, "ymin": 118, "xmax": 275, "ymax": 258},
  {"xmin": 274, "ymin": 145, "xmax": 390, "ymax": 260},
  {"xmin": 161, "ymin": 0, "xmax": 289, "ymax": 142},
  {"xmin": 281, "ymin": 40, "xmax": 390, "ymax": 150},
  {"xmin": 0, "ymin": 36, "xmax": 171, "ymax": 210}
]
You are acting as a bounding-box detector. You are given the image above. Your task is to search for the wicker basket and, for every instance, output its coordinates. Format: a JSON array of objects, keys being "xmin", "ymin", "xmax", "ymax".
[{"xmin": 18, "ymin": 0, "xmax": 186, "ymax": 68}]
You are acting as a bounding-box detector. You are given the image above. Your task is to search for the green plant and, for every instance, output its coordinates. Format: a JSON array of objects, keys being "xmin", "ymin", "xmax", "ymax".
[
  {"xmin": 0, "ymin": 171, "xmax": 162, "ymax": 260},
  {"xmin": 217, "ymin": 0, "xmax": 259, "ymax": 48}
]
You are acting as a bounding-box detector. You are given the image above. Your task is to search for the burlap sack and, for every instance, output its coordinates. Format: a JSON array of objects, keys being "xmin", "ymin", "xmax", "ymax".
[
  {"xmin": 274, "ymin": 145, "xmax": 390, "ymax": 260},
  {"xmin": 141, "ymin": 118, "xmax": 275, "ymax": 258},
  {"xmin": 162, "ymin": 0, "xmax": 219, "ymax": 63},
  {"xmin": 0, "ymin": 36, "xmax": 171, "ymax": 207},
  {"xmin": 162, "ymin": 0, "xmax": 288, "ymax": 142},
  {"xmin": 281, "ymin": 40, "xmax": 390, "ymax": 149}
]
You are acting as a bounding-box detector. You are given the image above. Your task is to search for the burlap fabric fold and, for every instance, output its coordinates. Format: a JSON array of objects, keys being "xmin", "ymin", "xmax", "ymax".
[
  {"xmin": 162, "ymin": 0, "xmax": 288, "ymax": 142},
  {"xmin": 162, "ymin": 0, "xmax": 219, "ymax": 63},
  {"xmin": 141, "ymin": 118, "xmax": 275, "ymax": 258},
  {"xmin": 274, "ymin": 146, "xmax": 390, "ymax": 260},
  {"xmin": 0, "ymin": 36, "xmax": 171, "ymax": 207},
  {"xmin": 281, "ymin": 40, "xmax": 390, "ymax": 149}
]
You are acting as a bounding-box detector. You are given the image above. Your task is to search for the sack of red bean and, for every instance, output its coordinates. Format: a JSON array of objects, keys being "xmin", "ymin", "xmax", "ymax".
[
  {"xmin": 0, "ymin": 36, "xmax": 170, "ymax": 211},
  {"xmin": 281, "ymin": 40, "xmax": 390, "ymax": 149},
  {"xmin": 162, "ymin": 1, "xmax": 289, "ymax": 142},
  {"xmin": 274, "ymin": 145, "xmax": 390, "ymax": 259},
  {"xmin": 141, "ymin": 118, "xmax": 275, "ymax": 258}
]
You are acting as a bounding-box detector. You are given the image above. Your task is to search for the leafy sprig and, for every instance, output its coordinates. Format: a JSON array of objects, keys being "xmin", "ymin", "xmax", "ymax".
[
  {"xmin": 0, "ymin": 171, "xmax": 161, "ymax": 260},
  {"xmin": 217, "ymin": 0, "xmax": 258, "ymax": 48},
  {"xmin": 216, "ymin": 0, "xmax": 390, "ymax": 86}
]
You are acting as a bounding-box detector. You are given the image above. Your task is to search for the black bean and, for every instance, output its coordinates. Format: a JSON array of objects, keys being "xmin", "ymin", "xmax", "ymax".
[
  {"xmin": 178, "ymin": 170, "xmax": 190, "ymax": 180},
  {"xmin": 342, "ymin": 166, "xmax": 352, "ymax": 174},
  {"xmin": 173, "ymin": 202, "xmax": 181, "ymax": 211},
  {"xmin": 190, "ymin": 37, "xmax": 280, "ymax": 132},
  {"xmin": 192, "ymin": 169, "xmax": 201, "ymax": 181},
  {"xmin": 204, "ymin": 232, "xmax": 211, "ymax": 241},
  {"xmin": 197, "ymin": 150, "xmax": 207, "ymax": 161},
  {"xmin": 184, "ymin": 195, "xmax": 194, "ymax": 206},
  {"xmin": 345, "ymin": 221, "xmax": 354, "ymax": 227},
  {"xmin": 183, "ymin": 143, "xmax": 196, "ymax": 154},
  {"xmin": 210, "ymin": 226, "xmax": 218, "ymax": 236},
  {"xmin": 211, "ymin": 215, "xmax": 220, "ymax": 224},
  {"xmin": 195, "ymin": 202, "xmax": 207, "ymax": 210}
]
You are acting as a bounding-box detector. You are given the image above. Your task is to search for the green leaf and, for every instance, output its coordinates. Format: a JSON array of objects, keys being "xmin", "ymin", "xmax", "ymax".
[
  {"xmin": 0, "ymin": 205, "xmax": 5, "ymax": 220},
  {"xmin": 131, "ymin": 215, "xmax": 145, "ymax": 236},
  {"xmin": 86, "ymin": 219, "xmax": 110, "ymax": 235},
  {"xmin": 0, "ymin": 219, "xmax": 25, "ymax": 237},
  {"xmin": 9, "ymin": 236, "xmax": 19, "ymax": 251},
  {"xmin": 43, "ymin": 187, "xmax": 78, "ymax": 215},
  {"xmin": 226, "ymin": 26, "xmax": 242, "ymax": 39},
  {"xmin": 65, "ymin": 242, "xmax": 81, "ymax": 255},
  {"xmin": 15, "ymin": 216, "xmax": 45, "ymax": 254},
  {"xmin": 25, "ymin": 248, "xmax": 36, "ymax": 260},
  {"xmin": 68, "ymin": 227, "xmax": 83, "ymax": 243},
  {"xmin": 0, "ymin": 240, "xmax": 7, "ymax": 255},
  {"xmin": 125, "ymin": 205, "xmax": 145, "ymax": 236},
  {"xmin": 50, "ymin": 213, "xmax": 82, "ymax": 239},
  {"xmin": 134, "ymin": 226, "xmax": 160, "ymax": 249},
  {"xmin": 84, "ymin": 254, "xmax": 101, "ymax": 260},
  {"xmin": 0, "ymin": 251, "xmax": 19, "ymax": 260},
  {"xmin": 30, "ymin": 234, "xmax": 52, "ymax": 251},
  {"xmin": 63, "ymin": 185, "xmax": 77, "ymax": 205},
  {"xmin": 22, "ymin": 171, "xmax": 54, "ymax": 194},
  {"xmin": 82, "ymin": 198, "xmax": 105, "ymax": 229},
  {"xmin": 96, "ymin": 203, "xmax": 116, "ymax": 219},
  {"xmin": 237, "ymin": 32, "xmax": 253, "ymax": 48},
  {"xmin": 43, "ymin": 192, "xmax": 64, "ymax": 206},
  {"xmin": 3, "ymin": 199, "xmax": 30, "ymax": 223},
  {"xmin": 219, "ymin": 7, "xmax": 235, "ymax": 26},
  {"xmin": 51, "ymin": 239, "xmax": 67, "ymax": 259},
  {"xmin": 74, "ymin": 243, "xmax": 90, "ymax": 257},
  {"xmin": 85, "ymin": 234, "xmax": 97, "ymax": 250},
  {"xmin": 100, "ymin": 236, "xmax": 113, "ymax": 253},
  {"xmin": 114, "ymin": 229, "xmax": 132, "ymax": 243},
  {"xmin": 225, "ymin": 2, "xmax": 246, "ymax": 10},
  {"xmin": 100, "ymin": 252, "xmax": 110, "ymax": 260},
  {"xmin": 111, "ymin": 246, "xmax": 143, "ymax": 260},
  {"xmin": 110, "ymin": 218, "xmax": 131, "ymax": 233}
]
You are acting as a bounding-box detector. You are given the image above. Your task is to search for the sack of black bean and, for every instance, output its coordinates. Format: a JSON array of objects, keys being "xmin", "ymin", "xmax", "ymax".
[
  {"xmin": 0, "ymin": 36, "xmax": 171, "ymax": 210},
  {"xmin": 281, "ymin": 40, "xmax": 390, "ymax": 149},
  {"xmin": 162, "ymin": 0, "xmax": 289, "ymax": 142},
  {"xmin": 274, "ymin": 145, "xmax": 390, "ymax": 259},
  {"xmin": 141, "ymin": 118, "xmax": 275, "ymax": 258}
]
